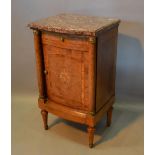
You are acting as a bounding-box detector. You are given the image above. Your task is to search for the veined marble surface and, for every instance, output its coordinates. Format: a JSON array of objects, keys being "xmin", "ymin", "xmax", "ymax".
[{"xmin": 28, "ymin": 13, "xmax": 120, "ymax": 36}]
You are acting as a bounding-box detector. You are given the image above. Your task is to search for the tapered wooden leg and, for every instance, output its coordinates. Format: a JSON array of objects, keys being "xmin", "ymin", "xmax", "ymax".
[
  {"xmin": 87, "ymin": 126, "xmax": 95, "ymax": 148},
  {"xmin": 41, "ymin": 110, "xmax": 48, "ymax": 130},
  {"xmin": 107, "ymin": 106, "xmax": 113, "ymax": 127}
]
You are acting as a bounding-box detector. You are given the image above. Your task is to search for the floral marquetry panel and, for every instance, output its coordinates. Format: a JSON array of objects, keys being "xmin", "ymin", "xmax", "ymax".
[{"xmin": 42, "ymin": 32, "xmax": 89, "ymax": 111}]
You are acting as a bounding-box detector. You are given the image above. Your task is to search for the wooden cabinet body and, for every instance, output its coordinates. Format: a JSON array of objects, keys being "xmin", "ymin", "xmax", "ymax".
[{"xmin": 28, "ymin": 14, "xmax": 120, "ymax": 148}]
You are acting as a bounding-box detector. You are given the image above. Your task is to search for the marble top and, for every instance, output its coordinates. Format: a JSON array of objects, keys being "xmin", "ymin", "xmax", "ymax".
[{"xmin": 28, "ymin": 13, "xmax": 120, "ymax": 36}]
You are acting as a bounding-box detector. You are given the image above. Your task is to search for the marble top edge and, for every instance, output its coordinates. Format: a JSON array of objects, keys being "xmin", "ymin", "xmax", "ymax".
[{"xmin": 28, "ymin": 13, "xmax": 120, "ymax": 36}]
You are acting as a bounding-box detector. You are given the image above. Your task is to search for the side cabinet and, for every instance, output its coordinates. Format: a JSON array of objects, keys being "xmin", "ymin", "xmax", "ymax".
[{"xmin": 28, "ymin": 13, "xmax": 120, "ymax": 148}]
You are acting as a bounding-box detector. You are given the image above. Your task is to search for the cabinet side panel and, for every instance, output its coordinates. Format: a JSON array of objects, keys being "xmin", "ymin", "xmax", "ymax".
[{"xmin": 96, "ymin": 27, "xmax": 118, "ymax": 112}]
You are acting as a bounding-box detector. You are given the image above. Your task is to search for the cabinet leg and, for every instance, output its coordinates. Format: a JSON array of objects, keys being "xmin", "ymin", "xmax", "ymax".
[
  {"xmin": 107, "ymin": 106, "xmax": 113, "ymax": 127},
  {"xmin": 41, "ymin": 110, "xmax": 48, "ymax": 130},
  {"xmin": 87, "ymin": 126, "xmax": 95, "ymax": 148}
]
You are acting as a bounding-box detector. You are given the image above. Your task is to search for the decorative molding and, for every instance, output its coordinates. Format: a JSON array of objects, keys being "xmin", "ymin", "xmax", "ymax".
[
  {"xmin": 33, "ymin": 29, "xmax": 39, "ymax": 35},
  {"xmin": 39, "ymin": 96, "xmax": 45, "ymax": 99},
  {"xmin": 89, "ymin": 37, "xmax": 96, "ymax": 44},
  {"xmin": 39, "ymin": 96, "xmax": 48, "ymax": 104},
  {"xmin": 89, "ymin": 111, "xmax": 95, "ymax": 116}
]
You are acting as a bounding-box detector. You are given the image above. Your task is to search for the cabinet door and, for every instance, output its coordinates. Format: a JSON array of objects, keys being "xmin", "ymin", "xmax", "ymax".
[{"xmin": 41, "ymin": 32, "xmax": 91, "ymax": 111}]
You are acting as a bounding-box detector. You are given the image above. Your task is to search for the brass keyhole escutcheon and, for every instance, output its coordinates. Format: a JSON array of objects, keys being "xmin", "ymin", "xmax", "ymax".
[
  {"xmin": 60, "ymin": 37, "xmax": 64, "ymax": 42},
  {"xmin": 44, "ymin": 70, "xmax": 48, "ymax": 75}
]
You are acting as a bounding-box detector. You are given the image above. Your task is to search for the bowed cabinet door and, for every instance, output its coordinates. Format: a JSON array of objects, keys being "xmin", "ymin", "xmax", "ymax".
[{"xmin": 41, "ymin": 32, "xmax": 95, "ymax": 113}]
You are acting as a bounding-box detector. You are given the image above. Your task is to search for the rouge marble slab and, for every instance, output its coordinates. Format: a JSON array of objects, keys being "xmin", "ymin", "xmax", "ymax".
[{"xmin": 28, "ymin": 13, "xmax": 120, "ymax": 36}]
